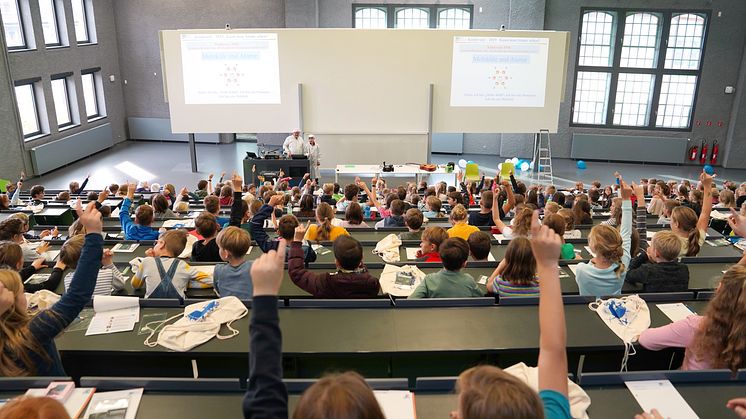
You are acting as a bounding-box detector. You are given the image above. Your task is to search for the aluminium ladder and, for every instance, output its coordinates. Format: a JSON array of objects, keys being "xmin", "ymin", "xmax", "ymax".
[{"xmin": 531, "ymin": 129, "xmax": 553, "ymax": 185}]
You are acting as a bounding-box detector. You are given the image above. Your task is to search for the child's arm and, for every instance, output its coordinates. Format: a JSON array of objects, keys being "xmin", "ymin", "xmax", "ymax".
[
  {"xmin": 633, "ymin": 183, "xmax": 648, "ymax": 251},
  {"xmin": 287, "ymin": 225, "xmax": 325, "ymax": 296},
  {"xmin": 358, "ymin": 180, "xmax": 380, "ymax": 209},
  {"xmin": 619, "ymin": 181, "xmax": 634, "ymax": 267},
  {"xmin": 207, "ymin": 173, "xmax": 214, "ymax": 195},
  {"xmin": 242, "ymin": 239, "xmax": 288, "ymax": 418},
  {"xmin": 697, "ymin": 171, "xmax": 714, "ymax": 233},
  {"xmin": 625, "ymin": 251, "xmax": 652, "ymax": 285},
  {"xmin": 101, "ymin": 249, "xmax": 126, "ymax": 291},
  {"xmin": 10, "ymin": 180, "xmax": 22, "ymax": 205},
  {"xmin": 529, "ymin": 211, "xmax": 568, "ymax": 398},
  {"xmin": 131, "ymin": 259, "xmax": 145, "ymax": 289},
  {"xmin": 251, "ymin": 195, "xmax": 284, "ymax": 253},
  {"xmin": 184, "ymin": 262, "xmax": 212, "ymax": 288},
  {"xmin": 509, "ymin": 170, "xmax": 519, "ymax": 193},
  {"xmin": 78, "ymin": 173, "xmax": 90, "ymax": 196},
  {"xmin": 119, "ymin": 186, "xmax": 135, "ymax": 232},
  {"xmin": 502, "ymin": 181, "xmax": 515, "ymax": 216},
  {"xmin": 487, "ymin": 258, "xmax": 507, "ymax": 281}
]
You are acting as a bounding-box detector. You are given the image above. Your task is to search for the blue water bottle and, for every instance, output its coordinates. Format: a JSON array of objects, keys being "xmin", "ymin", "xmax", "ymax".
[{"xmin": 364, "ymin": 205, "xmax": 371, "ymax": 219}]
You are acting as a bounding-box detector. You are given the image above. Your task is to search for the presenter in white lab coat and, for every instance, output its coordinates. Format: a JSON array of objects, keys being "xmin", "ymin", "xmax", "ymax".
[
  {"xmin": 283, "ymin": 129, "xmax": 305, "ymax": 157},
  {"xmin": 306, "ymin": 134, "xmax": 321, "ymax": 181}
]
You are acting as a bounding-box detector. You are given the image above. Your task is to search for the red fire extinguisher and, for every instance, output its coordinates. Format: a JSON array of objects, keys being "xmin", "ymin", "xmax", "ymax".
[
  {"xmin": 711, "ymin": 140, "xmax": 719, "ymax": 165},
  {"xmin": 700, "ymin": 140, "xmax": 708, "ymax": 165},
  {"xmin": 688, "ymin": 144, "xmax": 698, "ymax": 161}
]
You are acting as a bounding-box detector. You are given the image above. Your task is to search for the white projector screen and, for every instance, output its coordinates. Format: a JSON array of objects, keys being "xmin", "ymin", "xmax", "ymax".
[
  {"xmin": 181, "ymin": 33, "xmax": 281, "ymax": 104},
  {"xmin": 160, "ymin": 29, "xmax": 570, "ymax": 134},
  {"xmin": 450, "ymin": 36, "xmax": 549, "ymax": 107}
]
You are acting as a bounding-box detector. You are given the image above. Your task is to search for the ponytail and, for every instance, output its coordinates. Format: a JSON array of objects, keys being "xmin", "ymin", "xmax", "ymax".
[
  {"xmin": 315, "ymin": 202, "xmax": 335, "ymax": 242},
  {"xmin": 686, "ymin": 228, "xmax": 701, "ymax": 257}
]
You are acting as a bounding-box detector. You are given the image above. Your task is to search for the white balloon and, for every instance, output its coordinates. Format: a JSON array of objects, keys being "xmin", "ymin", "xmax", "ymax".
[
  {"xmin": 458, "ymin": 159, "xmax": 467, "ymax": 168},
  {"xmin": 505, "ymin": 158, "xmax": 512, "ymax": 163},
  {"xmin": 497, "ymin": 163, "xmax": 503, "ymax": 171},
  {"xmin": 520, "ymin": 162, "xmax": 530, "ymax": 171},
  {"xmin": 511, "ymin": 157, "xmax": 519, "ymax": 164}
]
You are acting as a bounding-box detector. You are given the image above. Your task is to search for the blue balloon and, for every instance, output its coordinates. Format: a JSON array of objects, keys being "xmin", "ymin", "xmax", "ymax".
[
  {"xmin": 703, "ymin": 164, "xmax": 714, "ymax": 175},
  {"xmin": 467, "ymin": 160, "xmax": 474, "ymax": 165},
  {"xmin": 576, "ymin": 160, "xmax": 587, "ymax": 170}
]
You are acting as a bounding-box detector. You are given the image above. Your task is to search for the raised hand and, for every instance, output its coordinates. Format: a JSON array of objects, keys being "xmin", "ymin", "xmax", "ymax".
[
  {"xmin": 232, "ymin": 173, "xmax": 243, "ymax": 191},
  {"xmin": 632, "ymin": 182, "xmax": 645, "ymax": 198},
  {"xmin": 251, "ymin": 239, "xmax": 287, "ymax": 297},
  {"xmin": 294, "ymin": 221, "xmax": 310, "ymax": 242},
  {"xmin": 529, "ymin": 210, "xmax": 561, "ymax": 265},
  {"xmin": 98, "ymin": 188, "xmax": 109, "ymax": 203},
  {"xmin": 76, "ymin": 199, "xmax": 103, "ymax": 234},
  {"xmin": 268, "ymin": 194, "xmax": 284, "ymax": 207},
  {"xmin": 728, "ymin": 208, "xmax": 746, "ymax": 237},
  {"xmin": 619, "ymin": 181, "xmax": 633, "ymax": 200},
  {"xmin": 700, "ymin": 170, "xmax": 714, "ymax": 187},
  {"xmin": 102, "ymin": 249, "xmax": 114, "ymax": 266}
]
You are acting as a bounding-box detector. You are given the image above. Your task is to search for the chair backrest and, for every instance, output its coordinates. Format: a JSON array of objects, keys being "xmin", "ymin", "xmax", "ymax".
[
  {"xmin": 696, "ymin": 291, "xmax": 715, "ymax": 301},
  {"xmin": 284, "ymin": 378, "xmax": 409, "ymax": 393},
  {"xmin": 79, "ymin": 377, "xmax": 242, "ymax": 392},
  {"xmin": 0, "ymin": 377, "xmax": 71, "ymax": 391},
  {"xmin": 139, "ymin": 298, "xmax": 183, "ymax": 308},
  {"xmin": 395, "ymin": 297, "xmax": 495, "ymax": 308},
  {"xmin": 287, "ymin": 299, "xmax": 392, "ymax": 308},
  {"xmin": 415, "ymin": 377, "xmax": 458, "ymax": 392},
  {"xmin": 577, "ymin": 369, "xmax": 734, "ymax": 386}
]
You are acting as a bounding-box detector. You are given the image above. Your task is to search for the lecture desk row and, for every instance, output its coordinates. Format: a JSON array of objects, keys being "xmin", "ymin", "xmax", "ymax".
[
  {"xmin": 2, "ymin": 375, "xmax": 746, "ymax": 419},
  {"xmin": 55, "ymin": 298, "xmax": 711, "ymax": 380}
]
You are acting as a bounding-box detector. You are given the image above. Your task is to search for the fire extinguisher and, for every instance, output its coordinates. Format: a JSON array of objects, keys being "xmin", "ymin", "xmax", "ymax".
[
  {"xmin": 688, "ymin": 144, "xmax": 698, "ymax": 161},
  {"xmin": 700, "ymin": 140, "xmax": 708, "ymax": 165},
  {"xmin": 711, "ymin": 140, "xmax": 719, "ymax": 165}
]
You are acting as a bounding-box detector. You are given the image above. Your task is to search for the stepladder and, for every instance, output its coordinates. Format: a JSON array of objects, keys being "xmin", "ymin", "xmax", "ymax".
[{"xmin": 532, "ymin": 129, "xmax": 553, "ymax": 185}]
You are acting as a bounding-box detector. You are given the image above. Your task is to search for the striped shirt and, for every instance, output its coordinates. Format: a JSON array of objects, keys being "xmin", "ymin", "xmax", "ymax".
[
  {"xmin": 491, "ymin": 275, "xmax": 540, "ymax": 297},
  {"xmin": 63, "ymin": 265, "xmax": 127, "ymax": 296}
]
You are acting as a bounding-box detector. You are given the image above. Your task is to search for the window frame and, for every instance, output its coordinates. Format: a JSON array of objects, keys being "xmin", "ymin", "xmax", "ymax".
[
  {"xmin": 50, "ymin": 73, "xmax": 74, "ymax": 128},
  {"xmin": 352, "ymin": 4, "xmax": 473, "ymax": 29},
  {"xmin": 38, "ymin": 0, "xmax": 61, "ymax": 46},
  {"xmin": 14, "ymin": 78, "xmax": 43, "ymax": 139},
  {"xmin": 570, "ymin": 7, "xmax": 710, "ymax": 132},
  {"xmin": 2, "ymin": 0, "xmax": 29, "ymax": 50},
  {"xmin": 71, "ymin": 0, "xmax": 90, "ymax": 44},
  {"xmin": 81, "ymin": 68, "xmax": 105, "ymax": 120}
]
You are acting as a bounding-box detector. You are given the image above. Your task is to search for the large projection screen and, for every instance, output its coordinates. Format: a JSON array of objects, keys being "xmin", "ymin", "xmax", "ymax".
[{"xmin": 160, "ymin": 29, "xmax": 569, "ymax": 134}]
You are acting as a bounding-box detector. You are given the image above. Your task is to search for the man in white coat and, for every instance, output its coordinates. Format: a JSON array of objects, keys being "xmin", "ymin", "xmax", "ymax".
[
  {"xmin": 306, "ymin": 134, "xmax": 321, "ymax": 181},
  {"xmin": 283, "ymin": 129, "xmax": 305, "ymax": 157}
]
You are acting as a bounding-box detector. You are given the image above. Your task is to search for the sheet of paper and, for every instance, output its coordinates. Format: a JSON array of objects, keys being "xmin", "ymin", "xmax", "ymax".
[
  {"xmin": 193, "ymin": 265, "xmax": 215, "ymax": 276},
  {"xmin": 162, "ymin": 219, "xmax": 195, "ymax": 228},
  {"xmin": 246, "ymin": 246, "xmax": 253, "ymax": 255},
  {"xmin": 405, "ymin": 248, "xmax": 420, "ymax": 260},
  {"xmin": 27, "ymin": 387, "xmax": 96, "ymax": 418},
  {"xmin": 86, "ymin": 296, "xmax": 140, "ymax": 336},
  {"xmin": 478, "ymin": 275, "xmax": 489, "ymax": 285},
  {"xmin": 373, "ymin": 390, "xmax": 416, "ymax": 419},
  {"xmin": 112, "ymin": 243, "xmax": 140, "ymax": 253},
  {"xmin": 84, "ymin": 388, "xmax": 143, "ymax": 419},
  {"xmin": 625, "ymin": 380, "xmax": 699, "ymax": 419},
  {"xmin": 567, "ymin": 264, "xmax": 579, "ymax": 276},
  {"xmin": 657, "ymin": 303, "xmax": 696, "ymax": 323},
  {"xmin": 486, "ymin": 252, "xmax": 496, "ymax": 262},
  {"xmin": 493, "ymin": 234, "xmax": 505, "ymax": 244},
  {"xmin": 646, "ymin": 231, "xmax": 656, "ymax": 239},
  {"xmin": 85, "ymin": 313, "xmax": 137, "ymax": 336},
  {"xmin": 42, "ymin": 250, "xmax": 60, "ymax": 262},
  {"xmin": 584, "ymin": 246, "xmax": 596, "ymax": 258},
  {"xmin": 711, "ymin": 211, "xmax": 730, "ymax": 220}
]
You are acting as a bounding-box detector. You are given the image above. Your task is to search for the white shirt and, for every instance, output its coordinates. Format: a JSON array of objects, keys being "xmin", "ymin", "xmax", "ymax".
[{"xmin": 283, "ymin": 135, "xmax": 305, "ymax": 156}]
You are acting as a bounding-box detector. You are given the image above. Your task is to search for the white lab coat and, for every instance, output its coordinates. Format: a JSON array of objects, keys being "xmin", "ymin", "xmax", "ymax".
[{"xmin": 306, "ymin": 142, "xmax": 321, "ymax": 179}]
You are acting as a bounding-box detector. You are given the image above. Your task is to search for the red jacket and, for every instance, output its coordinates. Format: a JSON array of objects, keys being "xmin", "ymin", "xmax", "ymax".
[{"xmin": 287, "ymin": 242, "xmax": 380, "ymax": 298}]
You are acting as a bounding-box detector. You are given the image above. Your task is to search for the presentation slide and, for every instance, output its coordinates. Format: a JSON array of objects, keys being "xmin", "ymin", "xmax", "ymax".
[
  {"xmin": 180, "ymin": 33, "xmax": 281, "ymax": 104},
  {"xmin": 450, "ymin": 36, "xmax": 549, "ymax": 107}
]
